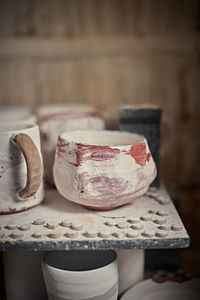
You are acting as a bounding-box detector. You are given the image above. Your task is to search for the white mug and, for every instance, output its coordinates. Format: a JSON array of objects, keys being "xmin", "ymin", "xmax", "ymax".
[
  {"xmin": 42, "ymin": 250, "xmax": 118, "ymax": 300},
  {"xmin": 0, "ymin": 122, "xmax": 44, "ymax": 214},
  {"xmin": 37, "ymin": 104, "xmax": 105, "ymax": 185}
]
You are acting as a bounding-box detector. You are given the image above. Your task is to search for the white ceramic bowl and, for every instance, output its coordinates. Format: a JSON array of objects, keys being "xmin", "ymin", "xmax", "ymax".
[
  {"xmin": 121, "ymin": 278, "xmax": 200, "ymax": 300},
  {"xmin": 53, "ymin": 130, "xmax": 156, "ymax": 210}
]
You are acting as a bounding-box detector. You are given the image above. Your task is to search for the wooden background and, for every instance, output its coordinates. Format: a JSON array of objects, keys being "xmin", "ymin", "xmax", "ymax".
[
  {"xmin": 0, "ymin": 0, "xmax": 200, "ymax": 189},
  {"xmin": 0, "ymin": 0, "xmax": 200, "ymax": 276}
]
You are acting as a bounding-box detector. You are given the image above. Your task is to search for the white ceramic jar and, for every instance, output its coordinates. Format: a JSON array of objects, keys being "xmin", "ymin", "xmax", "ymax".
[{"xmin": 42, "ymin": 250, "xmax": 118, "ymax": 300}]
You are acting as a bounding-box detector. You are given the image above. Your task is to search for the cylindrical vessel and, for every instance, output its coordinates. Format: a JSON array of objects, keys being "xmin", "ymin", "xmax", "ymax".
[
  {"xmin": 3, "ymin": 251, "xmax": 48, "ymax": 300},
  {"xmin": 0, "ymin": 122, "xmax": 44, "ymax": 214},
  {"xmin": 42, "ymin": 250, "xmax": 118, "ymax": 300},
  {"xmin": 37, "ymin": 104, "xmax": 105, "ymax": 185}
]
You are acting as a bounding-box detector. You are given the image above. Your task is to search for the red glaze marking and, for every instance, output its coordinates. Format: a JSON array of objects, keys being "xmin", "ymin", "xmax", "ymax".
[
  {"xmin": 58, "ymin": 136, "xmax": 69, "ymax": 146},
  {"xmin": 129, "ymin": 143, "xmax": 146, "ymax": 166},
  {"xmin": 77, "ymin": 144, "xmax": 120, "ymax": 166},
  {"xmin": 77, "ymin": 173, "xmax": 128, "ymax": 197},
  {"xmin": 56, "ymin": 138, "xmax": 120, "ymax": 166},
  {"xmin": 57, "ymin": 136, "xmax": 70, "ymax": 153},
  {"xmin": 90, "ymin": 176, "xmax": 128, "ymax": 196},
  {"xmin": 146, "ymin": 152, "xmax": 151, "ymax": 162},
  {"xmin": 123, "ymin": 142, "xmax": 151, "ymax": 166},
  {"xmin": 56, "ymin": 136, "xmax": 78, "ymax": 165}
]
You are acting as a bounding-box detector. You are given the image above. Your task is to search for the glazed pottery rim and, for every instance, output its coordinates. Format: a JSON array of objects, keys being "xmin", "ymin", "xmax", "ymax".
[
  {"xmin": 43, "ymin": 250, "xmax": 117, "ymax": 274},
  {"xmin": 0, "ymin": 122, "xmax": 38, "ymax": 134},
  {"xmin": 59, "ymin": 130, "xmax": 146, "ymax": 147}
]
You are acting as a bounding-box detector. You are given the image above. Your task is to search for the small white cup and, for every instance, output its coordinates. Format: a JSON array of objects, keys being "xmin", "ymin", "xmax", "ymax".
[{"xmin": 42, "ymin": 250, "xmax": 118, "ymax": 300}]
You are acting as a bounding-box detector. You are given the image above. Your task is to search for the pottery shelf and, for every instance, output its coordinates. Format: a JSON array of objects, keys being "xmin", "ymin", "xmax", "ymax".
[{"xmin": 0, "ymin": 186, "xmax": 190, "ymax": 251}]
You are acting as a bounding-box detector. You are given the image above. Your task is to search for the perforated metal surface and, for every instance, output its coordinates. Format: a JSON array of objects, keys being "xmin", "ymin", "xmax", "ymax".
[{"xmin": 0, "ymin": 186, "xmax": 190, "ymax": 251}]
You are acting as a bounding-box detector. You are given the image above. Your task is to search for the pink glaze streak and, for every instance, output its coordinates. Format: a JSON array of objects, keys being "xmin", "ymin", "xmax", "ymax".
[
  {"xmin": 77, "ymin": 144, "xmax": 120, "ymax": 166},
  {"xmin": 77, "ymin": 172, "xmax": 128, "ymax": 197}
]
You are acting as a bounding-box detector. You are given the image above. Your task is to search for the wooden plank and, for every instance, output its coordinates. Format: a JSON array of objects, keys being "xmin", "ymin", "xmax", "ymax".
[
  {"xmin": 0, "ymin": 61, "xmax": 36, "ymax": 108},
  {"xmin": 0, "ymin": 0, "xmax": 199, "ymax": 37},
  {"xmin": 34, "ymin": 0, "xmax": 73, "ymax": 37},
  {"xmin": 0, "ymin": 0, "xmax": 16, "ymax": 36},
  {"xmin": 0, "ymin": 35, "xmax": 196, "ymax": 60}
]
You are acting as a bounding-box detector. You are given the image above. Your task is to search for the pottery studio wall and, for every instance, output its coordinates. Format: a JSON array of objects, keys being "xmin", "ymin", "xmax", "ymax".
[{"xmin": 0, "ymin": 0, "xmax": 200, "ymax": 191}]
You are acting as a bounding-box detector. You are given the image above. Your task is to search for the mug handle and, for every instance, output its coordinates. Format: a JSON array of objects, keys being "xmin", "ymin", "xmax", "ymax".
[{"xmin": 13, "ymin": 133, "xmax": 43, "ymax": 201}]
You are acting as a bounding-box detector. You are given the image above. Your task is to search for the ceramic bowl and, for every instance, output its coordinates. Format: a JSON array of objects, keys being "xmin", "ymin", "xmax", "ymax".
[{"xmin": 53, "ymin": 130, "xmax": 157, "ymax": 210}]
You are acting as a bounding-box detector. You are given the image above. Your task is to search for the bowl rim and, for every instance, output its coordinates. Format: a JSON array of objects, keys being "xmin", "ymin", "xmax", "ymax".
[{"xmin": 58, "ymin": 130, "xmax": 147, "ymax": 148}]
